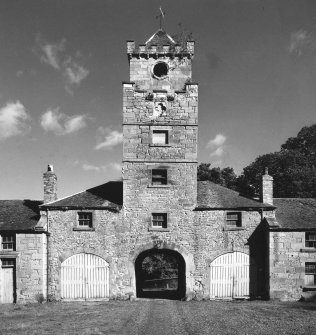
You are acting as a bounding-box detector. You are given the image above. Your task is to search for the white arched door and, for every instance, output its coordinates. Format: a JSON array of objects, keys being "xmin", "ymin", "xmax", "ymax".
[
  {"xmin": 210, "ymin": 252, "xmax": 250, "ymax": 299},
  {"xmin": 61, "ymin": 253, "xmax": 109, "ymax": 300}
]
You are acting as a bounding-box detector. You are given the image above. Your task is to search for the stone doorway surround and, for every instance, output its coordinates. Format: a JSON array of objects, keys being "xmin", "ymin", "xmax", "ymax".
[
  {"xmin": 135, "ymin": 248, "xmax": 186, "ymax": 300},
  {"xmin": 127, "ymin": 241, "xmax": 195, "ymax": 299}
]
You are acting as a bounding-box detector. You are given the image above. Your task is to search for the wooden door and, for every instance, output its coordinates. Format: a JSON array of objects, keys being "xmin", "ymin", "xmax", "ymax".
[
  {"xmin": 210, "ymin": 252, "xmax": 250, "ymax": 299},
  {"xmin": 61, "ymin": 253, "xmax": 109, "ymax": 300},
  {"xmin": 1, "ymin": 266, "xmax": 14, "ymax": 303}
]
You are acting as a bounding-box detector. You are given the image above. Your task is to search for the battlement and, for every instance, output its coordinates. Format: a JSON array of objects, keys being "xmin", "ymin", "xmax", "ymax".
[{"xmin": 127, "ymin": 41, "xmax": 194, "ymax": 58}]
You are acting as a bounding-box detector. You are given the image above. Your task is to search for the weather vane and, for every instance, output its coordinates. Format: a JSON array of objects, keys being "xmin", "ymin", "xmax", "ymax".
[{"xmin": 156, "ymin": 7, "xmax": 165, "ymax": 30}]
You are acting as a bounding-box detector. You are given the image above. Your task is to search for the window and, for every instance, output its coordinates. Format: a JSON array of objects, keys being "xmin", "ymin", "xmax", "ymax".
[
  {"xmin": 1, "ymin": 259, "xmax": 15, "ymax": 268},
  {"xmin": 1, "ymin": 235, "xmax": 15, "ymax": 250},
  {"xmin": 78, "ymin": 212, "xmax": 93, "ymax": 228},
  {"xmin": 305, "ymin": 232, "xmax": 316, "ymax": 248},
  {"xmin": 152, "ymin": 213, "xmax": 167, "ymax": 229},
  {"xmin": 152, "ymin": 169, "xmax": 167, "ymax": 185},
  {"xmin": 305, "ymin": 262, "xmax": 316, "ymax": 286},
  {"xmin": 152, "ymin": 130, "xmax": 168, "ymax": 144},
  {"xmin": 226, "ymin": 212, "xmax": 242, "ymax": 227},
  {"xmin": 153, "ymin": 62, "xmax": 168, "ymax": 79}
]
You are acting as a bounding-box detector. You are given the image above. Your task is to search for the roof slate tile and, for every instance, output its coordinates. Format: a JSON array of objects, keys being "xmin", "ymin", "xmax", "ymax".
[{"xmin": 0, "ymin": 200, "xmax": 42, "ymax": 231}]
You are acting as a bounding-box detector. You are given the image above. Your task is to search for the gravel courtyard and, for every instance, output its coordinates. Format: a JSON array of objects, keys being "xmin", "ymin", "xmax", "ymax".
[{"xmin": 0, "ymin": 299, "xmax": 315, "ymax": 335}]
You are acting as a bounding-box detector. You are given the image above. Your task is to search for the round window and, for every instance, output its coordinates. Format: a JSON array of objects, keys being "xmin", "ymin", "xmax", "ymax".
[{"xmin": 152, "ymin": 62, "xmax": 168, "ymax": 79}]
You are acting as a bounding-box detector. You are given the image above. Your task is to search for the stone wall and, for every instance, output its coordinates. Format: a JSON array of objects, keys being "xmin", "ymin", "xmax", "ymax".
[
  {"xmin": 46, "ymin": 209, "xmax": 126, "ymax": 300},
  {"xmin": 123, "ymin": 83, "xmax": 198, "ymax": 126},
  {"xmin": 123, "ymin": 162, "xmax": 197, "ymax": 210},
  {"xmin": 45, "ymin": 205, "xmax": 271, "ymax": 300},
  {"xmin": 15, "ymin": 233, "xmax": 47, "ymax": 303},
  {"xmin": 269, "ymin": 231, "xmax": 316, "ymax": 301},
  {"xmin": 128, "ymin": 55, "xmax": 192, "ymax": 92}
]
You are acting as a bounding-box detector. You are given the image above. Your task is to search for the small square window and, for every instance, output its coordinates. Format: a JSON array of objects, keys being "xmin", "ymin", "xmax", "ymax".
[
  {"xmin": 2, "ymin": 235, "xmax": 15, "ymax": 250},
  {"xmin": 152, "ymin": 169, "xmax": 167, "ymax": 185},
  {"xmin": 226, "ymin": 212, "xmax": 242, "ymax": 227},
  {"xmin": 305, "ymin": 232, "xmax": 316, "ymax": 248},
  {"xmin": 78, "ymin": 212, "xmax": 93, "ymax": 228},
  {"xmin": 1, "ymin": 259, "xmax": 15, "ymax": 268},
  {"xmin": 152, "ymin": 213, "xmax": 167, "ymax": 229},
  {"xmin": 305, "ymin": 262, "xmax": 316, "ymax": 286},
  {"xmin": 152, "ymin": 130, "xmax": 168, "ymax": 145}
]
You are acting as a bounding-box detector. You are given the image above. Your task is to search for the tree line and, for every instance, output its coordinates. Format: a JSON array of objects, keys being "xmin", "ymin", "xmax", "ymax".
[{"xmin": 198, "ymin": 124, "xmax": 316, "ymax": 198}]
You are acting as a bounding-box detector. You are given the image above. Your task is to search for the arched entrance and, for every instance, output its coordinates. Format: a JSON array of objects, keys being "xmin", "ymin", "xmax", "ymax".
[
  {"xmin": 135, "ymin": 249, "xmax": 186, "ymax": 300},
  {"xmin": 209, "ymin": 252, "xmax": 251, "ymax": 299},
  {"xmin": 61, "ymin": 253, "xmax": 109, "ymax": 300}
]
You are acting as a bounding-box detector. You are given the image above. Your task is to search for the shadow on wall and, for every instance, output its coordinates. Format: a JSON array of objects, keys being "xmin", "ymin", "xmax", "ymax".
[{"xmin": 248, "ymin": 220, "xmax": 269, "ymax": 299}]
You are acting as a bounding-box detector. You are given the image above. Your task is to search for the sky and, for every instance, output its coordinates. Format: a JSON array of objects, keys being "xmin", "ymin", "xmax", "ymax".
[{"xmin": 0, "ymin": 0, "xmax": 316, "ymax": 200}]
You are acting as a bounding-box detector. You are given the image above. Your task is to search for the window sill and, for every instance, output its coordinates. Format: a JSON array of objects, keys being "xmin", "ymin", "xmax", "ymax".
[
  {"xmin": 147, "ymin": 184, "xmax": 170, "ymax": 188},
  {"xmin": 149, "ymin": 144, "xmax": 172, "ymax": 147},
  {"xmin": 148, "ymin": 228, "xmax": 170, "ymax": 232},
  {"xmin": 302, "ymin": 286, "xmax": 316, "ymax": 292},
  {"xmin": 223, "ymin": 227, "xmax": 245, "ymax": 231},
  {"xmin": 0, "ymin": 251, "xmax": 19, "ymax": 258},
  {"xmin": 300, "ymin": 248, "xmax": 316, "ymax": 253},
  {"xmin": 73, "ymin": 227, "xmax": 95, "ymax": 232}
]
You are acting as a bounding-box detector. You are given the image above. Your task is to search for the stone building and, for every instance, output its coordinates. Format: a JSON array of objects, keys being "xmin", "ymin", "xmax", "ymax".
[{"xmin": 1, "ymin": 29, "xmax": 315, "ymax": 303}]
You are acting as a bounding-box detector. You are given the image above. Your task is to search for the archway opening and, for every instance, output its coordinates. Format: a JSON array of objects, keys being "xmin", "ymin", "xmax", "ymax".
[{"xmin": 135, "ymin": 249, "xmax": 186, "ymax": 300}]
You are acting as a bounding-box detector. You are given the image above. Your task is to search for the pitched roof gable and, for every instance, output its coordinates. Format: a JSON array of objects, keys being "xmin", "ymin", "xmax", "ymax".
[
  {"xmin": 0, "ymin": 200, "xmax": 42, "ymax": 231},
  {"xmin": 196, "ymin": 181, "xmax": 273, "ymax": 209},
  {"xmin": 145, "ymin": 29, "xmax": 176, "ymax": 47},
  {"xmin": 273, "ymin": 198, "xmax": 316, "ymax": 229},
  {"xmin": 42, "ymin": 181, "xmax": 123, "ymax": 209}
]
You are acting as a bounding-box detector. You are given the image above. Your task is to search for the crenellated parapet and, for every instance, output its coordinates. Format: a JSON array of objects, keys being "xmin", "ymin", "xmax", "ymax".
[{"xmin": 127, "ymin": 40, "xmax": 195, "ymax": 59}]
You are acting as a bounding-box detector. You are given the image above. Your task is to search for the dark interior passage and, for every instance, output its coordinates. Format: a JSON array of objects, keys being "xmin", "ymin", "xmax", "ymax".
[{"xmin": 135, "ymin": 249, "xmax": 186, "ymax": 300}]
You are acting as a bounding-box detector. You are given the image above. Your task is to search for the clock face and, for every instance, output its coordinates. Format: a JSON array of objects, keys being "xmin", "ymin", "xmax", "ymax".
[{"xmin": 151, "ymin": 101, "xmax": 167, "ymax": 119}]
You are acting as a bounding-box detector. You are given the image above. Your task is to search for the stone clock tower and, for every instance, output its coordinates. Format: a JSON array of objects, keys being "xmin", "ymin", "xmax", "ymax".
[{"xmin": 122, "ymin": 29, "xmax": 198, "ymax": 236}]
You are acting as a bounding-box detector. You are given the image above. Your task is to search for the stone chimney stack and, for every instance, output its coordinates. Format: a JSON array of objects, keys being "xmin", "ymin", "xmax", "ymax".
[
  {"xmin": 43, "ymin": 164, "xmax": 57, "ymax": 204},
  {"xmin": 260, "ymin": 167, "xmax": 273, "ymax": 205}
]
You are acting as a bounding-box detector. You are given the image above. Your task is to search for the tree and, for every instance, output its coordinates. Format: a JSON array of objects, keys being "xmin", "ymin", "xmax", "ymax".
[
  {"xmin": 197, "ymin": 163, "xmax": 238, "ymax": 190},
  {"xmin": 141, "ymin": 253, "xmax": 178, "ymax": 280},
  {"xmin": 238, "ymin": 124, "xmax": 316, "ymax": 198}
]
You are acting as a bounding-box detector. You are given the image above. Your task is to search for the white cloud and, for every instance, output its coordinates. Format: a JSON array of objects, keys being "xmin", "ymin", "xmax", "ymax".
[
  {"xmin": 64, "ymin": 61, "xmax": 89, "ymax": 85},
  {"xmin": 64, "ymin": 115, "xmax": 87, "ymax": 134},
  {"xmin": 108, "ymin": 162, "xmax": 122, "ymax": 172},
  {"xmin": 36, "ymin": 36, "xmax": 65, "ymax": 70},
  {"xmin": 82, "ymin": 163, "xmax": 102, "ymax": 172},
  {"xmin": 40, "ymin": 108, "xmax": 87, "ymax": 135},
  {"xmin": 0, "ymin": 101, "xmax": 30, "ymax": 140},
  {"xmin": 95, "ymin": 128, "xmax": 123, "ymax": 150},
  {"xmin": 206, "ymin": 133, "xmax": 226, "ymax": 148},
  {"xmin": 289, "ymin": 29, "xmax": 315, "ymax": 56},
  {"xmin": 82, "ymin": 162, "xmax": 122, "ymax": 173},
  {"xmin": 35, "ymin": 36, "xmax": 89, "ymax": 92},
  {"xmin": 210, "ymin": 147, "xmax": 224, "ymax": 157}
]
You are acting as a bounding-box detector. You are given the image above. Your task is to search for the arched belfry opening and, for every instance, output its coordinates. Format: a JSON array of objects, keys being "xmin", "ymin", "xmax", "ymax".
[{"xmin": 135, "ymin": 249, "xmax": 186, "ymax": 300}]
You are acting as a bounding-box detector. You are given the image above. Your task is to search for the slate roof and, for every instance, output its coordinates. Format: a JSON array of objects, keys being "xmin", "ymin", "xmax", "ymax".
[
  {"xmin": 145, "ymin": 29, "xmax": 176, "ymax": 47},
  {"xmin": 273, "ymin": 198, "xmax": 316, "ymax": 229},
  {"xmin": 196, "ymin": 181, "xmax": 273, "ymax": 210},
  {"xmin": 0, "ymin": 200, "xmax": 42, "ymax": 231},
  {"xmin": 42, "ymin": 181, "xmax": 123, "ymax": 209}
]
